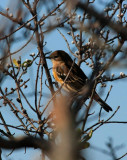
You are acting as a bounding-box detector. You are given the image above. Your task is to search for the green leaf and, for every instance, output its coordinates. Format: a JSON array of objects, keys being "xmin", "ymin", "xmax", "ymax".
[
  {"xmin": 79, "ymin": 141, "xmax": 90, "ymax": 150},
  {"xmin": 78, "ymin": 129, "xmax": 93, "ymax": 150},
  {"xmin": 22, "ymin": 60, "xmax": 32, "ymax": 67},
  {"xmin": 82, "ymin": 129, "xmax": 93, "ymax": 142}
]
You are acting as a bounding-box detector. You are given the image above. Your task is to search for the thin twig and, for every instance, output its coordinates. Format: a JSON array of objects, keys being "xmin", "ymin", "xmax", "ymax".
[
  {"xmin": 0, "ymin": 14, "xmax": 36, "ymax": 41},
  {"xmin": 116, "ymin": 152, "xmax": 127, "ymax": 160}
]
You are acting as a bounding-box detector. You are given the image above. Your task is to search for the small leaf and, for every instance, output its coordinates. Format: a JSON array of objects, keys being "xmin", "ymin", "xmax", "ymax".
[
  {"xmin": 13, "ymin": 59, "xmax": 20, "ymax": 67},
  {"xmin": 79, "ymin": 141, "xmax": 90, "ymax": 150},
  {"xmin": 82, "ymin": 129, "xmax": 93, "ymax": 142},
  {"xmin": 78, "ymin": 129, "xmax": 92, "ymax": 150},
  {"xmin": 22, "ymin": 60, "xmax": 32, "ymax": 67},
  {"xmin": 88, "ymin": 129, "xmax": 93, "ymax": 138}
]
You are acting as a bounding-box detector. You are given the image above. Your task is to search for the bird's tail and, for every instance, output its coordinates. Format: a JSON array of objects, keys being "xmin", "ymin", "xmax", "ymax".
[{"xmin": 94, "ymin": 93, "xmax": 112, "ymax": 112}]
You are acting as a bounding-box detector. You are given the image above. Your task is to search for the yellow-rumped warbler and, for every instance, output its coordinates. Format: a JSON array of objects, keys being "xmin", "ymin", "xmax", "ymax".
[{"xmin": 47, "ymin": 50, "xmax": 112, "ymax": 112}]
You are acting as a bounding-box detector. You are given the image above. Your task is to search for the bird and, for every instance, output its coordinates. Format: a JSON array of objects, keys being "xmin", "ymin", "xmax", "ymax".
[{"xmin": 47, "ymin": 50, "xmax": 112, "ymax": 112}]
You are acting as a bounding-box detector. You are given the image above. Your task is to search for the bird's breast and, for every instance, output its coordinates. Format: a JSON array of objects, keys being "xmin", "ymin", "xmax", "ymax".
[{"xmin": 52, "ymin": 67, "xmax": 63, "ymax": 83}]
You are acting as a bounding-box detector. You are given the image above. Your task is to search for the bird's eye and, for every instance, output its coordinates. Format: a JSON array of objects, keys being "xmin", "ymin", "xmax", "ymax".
[{"xmin": 54, "ymin": 56, "xmax": 58, "ymax": 59}]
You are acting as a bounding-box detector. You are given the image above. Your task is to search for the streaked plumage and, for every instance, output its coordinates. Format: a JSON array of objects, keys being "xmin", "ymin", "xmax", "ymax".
[{"xmin": 47, "ymin": 50, "xmax": 112, "ymax": 112}]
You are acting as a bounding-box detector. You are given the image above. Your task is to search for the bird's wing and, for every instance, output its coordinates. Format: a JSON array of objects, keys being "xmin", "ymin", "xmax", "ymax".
[{"xmin": 55, "ymin": 63, "xmax": 88, "ymax": 91}]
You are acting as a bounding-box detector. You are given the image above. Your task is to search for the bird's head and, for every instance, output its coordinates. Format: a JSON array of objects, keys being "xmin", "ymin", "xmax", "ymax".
[{"xmin": 46, "ymin": 50, "xmax": 73, "ymax": 63}]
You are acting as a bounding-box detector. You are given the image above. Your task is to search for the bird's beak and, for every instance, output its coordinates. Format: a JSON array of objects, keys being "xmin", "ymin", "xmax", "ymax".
[{"xmin": 46, "ymin": 56, "xmax": 51, "ymax": 59}]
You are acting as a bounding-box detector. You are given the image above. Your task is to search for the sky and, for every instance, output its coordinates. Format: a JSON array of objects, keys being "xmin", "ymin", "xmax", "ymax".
[{"xmin": 0, "ymin": 0, "xmax": 127, "ymax": 160}]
